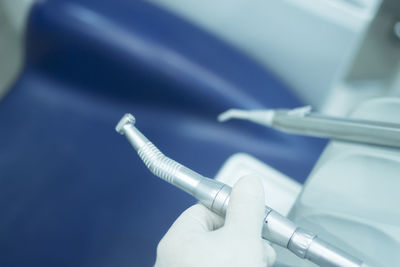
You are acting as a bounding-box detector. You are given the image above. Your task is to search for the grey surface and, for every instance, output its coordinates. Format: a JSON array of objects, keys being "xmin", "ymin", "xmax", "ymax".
[
  {"xmin": 149, "ymin": 0, "xmax": 378, "ymax": 109},
  {"xmin": 0, "ymin": 7, "xmax": 23, "ymax": 100}
]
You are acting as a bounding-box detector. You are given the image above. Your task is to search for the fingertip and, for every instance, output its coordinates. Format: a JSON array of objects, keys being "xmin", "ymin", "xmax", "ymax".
[
  {"xmin": 225, "ymin": 174, "xmax": 266, "ymax": 234},
  {"xmin": 231, "ymin": 174, "xmax": 265, "ymax": 202}
]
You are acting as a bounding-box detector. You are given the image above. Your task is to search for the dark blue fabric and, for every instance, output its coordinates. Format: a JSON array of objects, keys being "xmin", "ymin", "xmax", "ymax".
[{"xmin": 0, "ymin": 1, "xmax": 326, "ymax": 266}]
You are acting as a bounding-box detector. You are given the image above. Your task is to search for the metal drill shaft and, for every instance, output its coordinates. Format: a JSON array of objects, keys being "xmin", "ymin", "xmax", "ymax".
[
  {"xmin": 116, "ymin": 114, "xmax": 366, "ymax": 267},
  {"xmin": 116, "ymin": 113, "xmax": 230, "ymax": 214}
]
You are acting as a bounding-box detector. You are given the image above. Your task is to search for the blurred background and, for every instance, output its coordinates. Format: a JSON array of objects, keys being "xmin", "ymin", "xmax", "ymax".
[{"xmin": 0, "ymin": 0, "xmax": 399, "ymax": 266}]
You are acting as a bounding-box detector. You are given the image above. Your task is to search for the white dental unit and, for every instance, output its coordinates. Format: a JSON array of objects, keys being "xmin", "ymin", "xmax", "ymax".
[{"xmin": 149, "ymin": 0, "xmax": 400, "ymax": 266}]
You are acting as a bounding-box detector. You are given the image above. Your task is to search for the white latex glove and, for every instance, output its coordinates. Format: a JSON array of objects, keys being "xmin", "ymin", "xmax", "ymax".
[{"xmin": 154, "ymin": 175, "xmax": 276, "ymax": 267}]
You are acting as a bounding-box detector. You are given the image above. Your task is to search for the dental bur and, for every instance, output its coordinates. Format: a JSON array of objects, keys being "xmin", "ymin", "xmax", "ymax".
[{"xmin": 116, "ymin": 113, "xmax": 367, "ymax": 267}]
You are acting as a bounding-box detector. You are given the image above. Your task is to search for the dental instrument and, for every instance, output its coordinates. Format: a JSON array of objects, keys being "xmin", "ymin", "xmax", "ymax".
[
  {"xmin": 218, "ymin": 106, "xmax": 400, "ymax": 148},
  {"xmin": 115, "ymin": 113, "xmax": 367, "ymax": 267}
]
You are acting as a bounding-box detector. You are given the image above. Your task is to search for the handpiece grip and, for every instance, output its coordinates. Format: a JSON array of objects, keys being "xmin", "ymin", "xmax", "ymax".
[
  {"xmin": 194, "ymin": 178, "xmax": 363, "ymax": 267},
  {"xmin": 193, "ymin": 178, "xmax": 297, "ymax": 247}
]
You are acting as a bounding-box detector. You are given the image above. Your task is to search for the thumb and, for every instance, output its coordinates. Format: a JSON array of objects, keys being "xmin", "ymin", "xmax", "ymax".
[{"xmin": 224, "ymin": 175, "xmax": 266, "ymax": 237}]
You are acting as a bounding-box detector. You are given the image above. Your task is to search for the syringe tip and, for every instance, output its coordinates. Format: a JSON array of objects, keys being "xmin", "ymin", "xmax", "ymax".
[
  {"xmin": 217, "ymin": 109, "xmax": 249, "ymax": 122},
  {"xmin": 218, "ymin": 109, "xmax": 275, "ymax": 126}
]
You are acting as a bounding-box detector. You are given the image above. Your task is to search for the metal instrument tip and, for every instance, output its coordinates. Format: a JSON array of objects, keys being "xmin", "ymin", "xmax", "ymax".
[{"xmin": 115, "ymin": 113, "xmax": 136, "ymax": 135}]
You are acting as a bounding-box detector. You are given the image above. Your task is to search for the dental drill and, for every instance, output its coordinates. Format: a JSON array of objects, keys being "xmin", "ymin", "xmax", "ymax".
[{"xmin": 116, "ymin": 113, "xmax": 367, "ymax": 267}]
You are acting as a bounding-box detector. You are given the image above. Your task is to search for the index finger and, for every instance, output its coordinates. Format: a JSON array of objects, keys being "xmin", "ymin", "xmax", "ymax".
[{"xmin": 168, "ymin": 204, "xmax": 224, "ymax": 234}]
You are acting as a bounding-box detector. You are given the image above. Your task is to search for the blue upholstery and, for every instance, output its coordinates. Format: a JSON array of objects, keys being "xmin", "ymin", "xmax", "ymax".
[{"xmin": 0, "ymin": 1, "xmax": 326, "ymax": 266}]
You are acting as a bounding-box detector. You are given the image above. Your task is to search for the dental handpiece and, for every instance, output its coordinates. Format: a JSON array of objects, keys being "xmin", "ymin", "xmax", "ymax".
[{"xmin": 116, "ymin": 114, "xmax": 366, "ymax": 267}]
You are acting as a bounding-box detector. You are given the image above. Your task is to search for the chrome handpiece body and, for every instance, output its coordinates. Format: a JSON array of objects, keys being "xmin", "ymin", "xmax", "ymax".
[{"xmin": 116, "ymin": 114, "xmax": 365, "ymax": 267}]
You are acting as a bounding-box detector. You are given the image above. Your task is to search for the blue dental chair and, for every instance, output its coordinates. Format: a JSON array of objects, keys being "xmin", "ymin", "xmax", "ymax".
[{"xmin": 0, "ymin": 1, "xmax": 325, "ymax": 266}]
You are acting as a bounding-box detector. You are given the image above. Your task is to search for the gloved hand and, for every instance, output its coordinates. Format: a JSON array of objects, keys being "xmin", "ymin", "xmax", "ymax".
[{"xmin": 154, "ymin": 175, "xmax": 276, "ymax": 267}]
